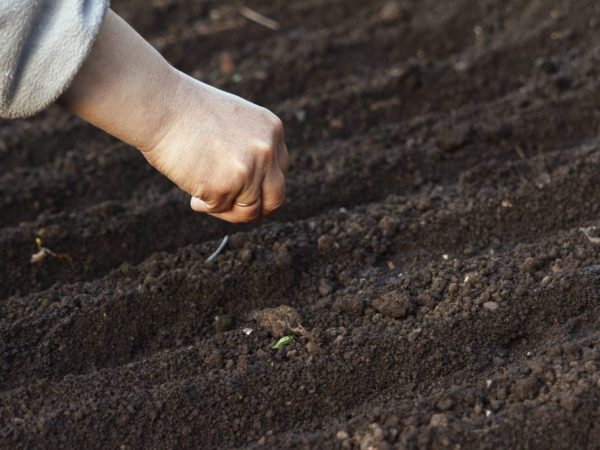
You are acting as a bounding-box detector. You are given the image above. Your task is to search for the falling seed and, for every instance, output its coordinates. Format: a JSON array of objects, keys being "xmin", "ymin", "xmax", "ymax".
[
  {"xmin": 243, "ymin": 328, "xmax": 253, "ymax": 336},
  {"xmin": 442, "ymin": 254, "xmax": 449, "ymax": 260},
  {"xmin": 206, "ymin": 235, "xmax": 229, "ymax": 262}
]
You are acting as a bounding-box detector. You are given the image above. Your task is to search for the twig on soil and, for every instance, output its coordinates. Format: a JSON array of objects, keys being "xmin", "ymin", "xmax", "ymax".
[
  {"xmin": 30, "ymin": 237, "xmax": 74, "ymax": 269},
  {"xmin": 580, "ymin": 226, "xmax": 600, "ymax": 245},
  {"xmin": 206, "ymin": 235, "xmax": 229, "ymax": 262},
  {"xmin": 239, "ymin": 6, "xmax": 281, "ymax": 31}
]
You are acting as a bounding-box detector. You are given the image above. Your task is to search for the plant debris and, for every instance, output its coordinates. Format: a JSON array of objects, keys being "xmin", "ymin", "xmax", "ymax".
[
  {"xmin": 272, "ymin": 336, "xmax": 294, "ymax": 349},
  {"xmin": 239, "ymin": 6, "xmax": 280, "ymax": 31},
  {"xmin": 30, "ymin": 237, "xmax": 74, "ymax": 269},
  {"xmin": 580, "ymin": 226, "xmax": 600, "ymax": 245}
]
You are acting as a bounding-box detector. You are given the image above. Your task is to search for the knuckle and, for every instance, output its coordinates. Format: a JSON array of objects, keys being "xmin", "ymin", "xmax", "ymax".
[
  {"xmin": 212, "ymin": 182, "xmax": 233, "ymax": 197},
  {"xmin": 270, "ymin": 115, "xmax": 284, "ymax": 136},
  {"xmin": 232, "ymin": 161, "xmax": 252, "ymax": 180},
  {"xmin": 253, "ymin": 140, "xmax": 275, "ymax": 160}
]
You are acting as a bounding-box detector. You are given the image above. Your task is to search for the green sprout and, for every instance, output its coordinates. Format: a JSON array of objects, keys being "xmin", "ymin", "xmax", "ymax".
[{"xmin": 271, "ymin": 335, "xmax": 294, "ymax": 349}]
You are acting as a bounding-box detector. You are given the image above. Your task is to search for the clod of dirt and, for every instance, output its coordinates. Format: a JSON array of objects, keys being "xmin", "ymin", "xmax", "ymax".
[
  {"xmin": 318, "ymin": 278, "xmax": 334, "ymax": 296},
  {"xmin": 371, "ymin": 292, "xmax": 411, "ymax": 319},
  {"xmin": 317, "ymin": 234, "xmax": 337, "ymax": 252},
  {"xmin": 379, "ymin": 1, "xmax": 404, "ymax": 22},
  {"xmin": 559, "ymin": 393, "xmax": 579, "ymax": 412},
  {"xmin": 333, "ymin": 295, "xmax": 365, "ymax": 317},
  {"xmin": 213, "ymin": 314, "xmax": 234, "ymax": 333},
  {"xmin": 510, "ymin": 375, "xmax": 540, "ymax": 401},
  {"xmin": 250, "ymin": 305, "xmax": 305, "ymax": 337},
  {"xmin": 430, "ymin": 413, "xmax": 450, "ymax": 428},
  {"xmin": 378, "ymin": 216, "xmax": 399, "ymax": 237}
]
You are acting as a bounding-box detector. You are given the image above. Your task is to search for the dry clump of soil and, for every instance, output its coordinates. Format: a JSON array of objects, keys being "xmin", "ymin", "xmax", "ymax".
[{"xmin": 3, "ymin": 0, "xmax": 600, "ymax": 449}]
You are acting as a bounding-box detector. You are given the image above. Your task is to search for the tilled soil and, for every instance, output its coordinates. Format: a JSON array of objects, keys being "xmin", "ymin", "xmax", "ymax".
[{"xmin": 2, "ymin": 0, "xmax": 600, "ymax": 448}]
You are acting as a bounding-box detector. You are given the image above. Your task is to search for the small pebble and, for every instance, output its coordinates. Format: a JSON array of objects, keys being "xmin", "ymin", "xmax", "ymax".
[
  {"xmin": 430, "ymin": 413, "xmax": 449, "ymax": 428},
  {"xmin": 336, "ymin": 430, "xmax": 349, "ymax": 440},
  {"xmin": 483, "ymin": 301, "xmax": 499, "ymax": 311}
]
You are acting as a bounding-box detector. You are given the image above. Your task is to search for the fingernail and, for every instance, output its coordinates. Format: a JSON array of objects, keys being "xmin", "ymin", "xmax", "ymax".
[{"xmin": 190, "ymin": 197, "xmax": 206, "ymax": 211}]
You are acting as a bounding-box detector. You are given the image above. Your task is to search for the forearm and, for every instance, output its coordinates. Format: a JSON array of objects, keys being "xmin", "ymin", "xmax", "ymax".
[{"xmin": 58, "ymin": 9, "xmax": 177, "ymax": 151}]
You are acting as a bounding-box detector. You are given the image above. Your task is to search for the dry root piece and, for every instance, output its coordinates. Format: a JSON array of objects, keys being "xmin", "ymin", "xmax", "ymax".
[
  {"xmin": 239, "ymin": 6, "xmax": 280, "ymax": 31},
  {"xmin": 250, "ymin": 305, "xmax": 305, "ymax": 337},
  {"xmin": 580, "ymin": 226, "xmax": 600, "ymax": 245},
  {"xmin": 30, "ymin": 237, "xmax": 74, "ymax": 269}
]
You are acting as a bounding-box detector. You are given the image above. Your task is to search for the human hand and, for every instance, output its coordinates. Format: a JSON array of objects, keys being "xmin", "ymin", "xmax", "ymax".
[
  {"xmin": 59, "ymin": 10, "xmax": 287, "ymax": 224},
  {"xmin": 143, "ymin": 73, "xmax": 288, "ymax": 223}
]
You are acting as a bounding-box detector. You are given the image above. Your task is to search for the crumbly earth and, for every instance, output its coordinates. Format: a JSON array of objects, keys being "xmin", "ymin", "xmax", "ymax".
[{"xmin": 2, "ymin": 0, "xmax": 600, "ymax": 448}]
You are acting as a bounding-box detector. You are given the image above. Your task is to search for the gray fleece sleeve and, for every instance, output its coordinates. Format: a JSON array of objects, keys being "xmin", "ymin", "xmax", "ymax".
[{"xmin": 0, "ymin": 0, "xmax": 109, "ymax": 119}]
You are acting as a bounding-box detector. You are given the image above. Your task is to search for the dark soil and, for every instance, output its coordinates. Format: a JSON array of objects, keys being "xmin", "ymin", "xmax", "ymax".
[{"xmin": 2, "ymin": 0, "xmax": 600, "ymax": 448}]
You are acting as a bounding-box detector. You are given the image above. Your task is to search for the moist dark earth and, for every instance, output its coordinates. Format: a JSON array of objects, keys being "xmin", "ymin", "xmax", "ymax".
[{"xmin": 2, "ymin": 0, "xmax": 600, "ymax": 448}]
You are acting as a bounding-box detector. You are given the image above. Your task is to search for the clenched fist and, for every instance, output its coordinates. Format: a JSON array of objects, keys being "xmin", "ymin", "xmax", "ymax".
[
  {"xmin": 59, "ymin": 9, "xmax": 287, "ymax": 223},
  {"xmin": 144, "ymin": 76, "xmax": 287, "ymax": 223}
]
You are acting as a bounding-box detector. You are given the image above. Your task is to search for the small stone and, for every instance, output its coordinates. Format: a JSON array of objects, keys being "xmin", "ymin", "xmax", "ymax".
[
  {"xmin": 559, "ymin": 394, "xmax": 579, "ymax": 412},
  {"xmin": 483, "ymin": 301, "xmax": 499, "ymax": 312},
  {"xmin": 520, "ymin": 257, "xmax": 536, "ymax": 273},
  {"xmin": 436, "ymin": 397, "xmax": 454, "ymax": 411},
  {"xmin": 378, "ymin": 216, "xmax": 399, "ymax": 237},
  {"xmin": 274, "ymin": 245, "xmax": 292, "ymax": 266},
  {"xmin": 430, "ymin": 413, "xmax": 449, "ymax": 428},
  {"xmin": 205, "ymin": 350, "xmax": 222, "ymax": 367},
  {"xmin": 583, "ymin": 347, "xmax": 599, "ymax": 361},
  {"xmin": 227, "ymin": 233, "xmax": 246, "ymax": 249},
  {"xmin": 319, "ymin": 278, "xmax": 334, "ymax": 296},
  {"xmin": 407, "ymin": 327, "xmax": 422, "ymax": 343},
  {"xmin": 218, "ymin": 52, "xmax": 235, "ymax": 76},
  {"xmin": 213, "ymin": 314, "xmax": 234, "ymax": 333},
  {"xmin": 306, "ymin": 341, "xmax": 321, "ymax": 355},
  {"xmin": 317, "ymin": 234, "xmax": 336, "ymax": 252},
  {"xmin": 562, "ymin": 342, "xmax": 578, "ymax": 355},
  {"xmin": 240, "ymin": 248, "xmax": 253, "ymax": 263},
  {"xmin": 380, "ymin": 1, "xmax": 403, "ymax": 21},
  {"xmin": 416, "ymin": 197, "xmax": 431, "ymax": 210},
  {"xmin": 511, "ymin": 375, "xmax": 540, "ymax": 401},
  {"xmin": 336, "ymin": 430, "xmax": 349, "ymax": 440},
  {"xmin": 417, "ymin": 292, "xmax": 435, "ymax": 307}
]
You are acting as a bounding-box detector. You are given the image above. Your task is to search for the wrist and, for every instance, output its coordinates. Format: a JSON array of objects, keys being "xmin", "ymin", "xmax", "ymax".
[{"xmin": 58, "ymin": 10, "xmax": 182, "ymax": 154}]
